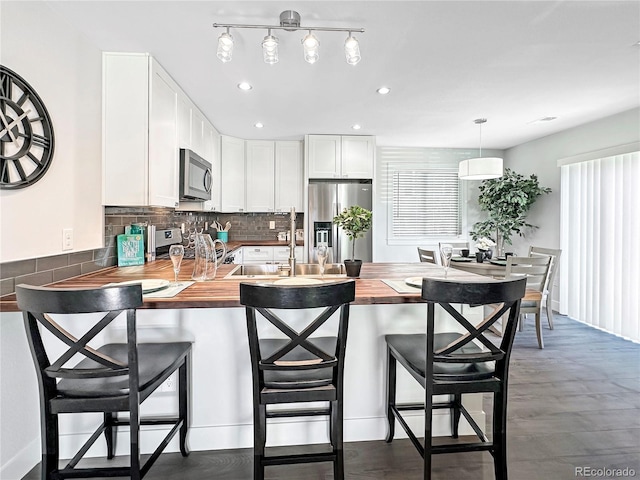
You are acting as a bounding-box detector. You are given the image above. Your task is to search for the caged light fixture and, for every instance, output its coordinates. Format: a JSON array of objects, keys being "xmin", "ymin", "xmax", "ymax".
[
  {"xmin": 458, "ymin": 118, "xmax": 504, "ymax": 180},
  {"xmin": 213, "ymin": 10, "xmax": 364, "ymax": 65}
]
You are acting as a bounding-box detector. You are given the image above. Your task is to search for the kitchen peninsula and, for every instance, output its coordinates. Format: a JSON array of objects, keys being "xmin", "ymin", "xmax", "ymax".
[{"xmin": 1, "ymin": 262, "xmax": 489, "ymax": 459}]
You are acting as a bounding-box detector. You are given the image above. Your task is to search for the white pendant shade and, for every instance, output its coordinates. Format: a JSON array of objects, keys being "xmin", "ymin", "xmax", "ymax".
[{"xmin": 458, "ymin": 157, "xmax": 503, "ymax": 180}]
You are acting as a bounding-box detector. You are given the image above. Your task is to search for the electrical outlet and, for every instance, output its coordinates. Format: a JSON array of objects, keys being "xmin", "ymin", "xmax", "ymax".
[
  {"xmin": 160, "ymin": 372, "xmax": 177, "ymax": 392},
  {"xmin": 62, "ymin": 228, "xmax": 73, "ymax": 250},
  {"xmin": 269, "ymin": 221, "xmax": 276, "ymax": 229}
]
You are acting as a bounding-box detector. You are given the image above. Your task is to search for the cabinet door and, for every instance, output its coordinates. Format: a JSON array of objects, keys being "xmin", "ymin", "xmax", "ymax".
[
  {"xmin": 246, "ymin": 141, "xmax": 275, "ymax": 212},
  {"xmin": 148, "ymin": 59, "xmax": 179, "ymax": 207},
  {"xmin": 204, "ymin": 123, "xmax": 221, "ymax": 211},
  {"xmin": 307, "ymin": 135, "xmax": 341, "ymax": 179},
  {"xmin": 191, "ymin": 109, "xmax": 206, "ymax": 157},
  {"xmin": 243, "ymin": 246, "xmax": 273, "ymax": 263},
  {"xmin": 275, "ymin": 141, "xmax": 303, "ymax": 212},
  {"xmin": 273, "ymin": 246, "xmax": 303, "ymax": 263},
  {"xmin": 177, "ymin": 94, "xmax": 192, "ymax": 149},
  {"xmin": 220, "ymin": 136, "xmax": 246, "ymax": 212},
  {"xmin": 341, "ymin": 136, "xmax": 375, "ymax": 179}
]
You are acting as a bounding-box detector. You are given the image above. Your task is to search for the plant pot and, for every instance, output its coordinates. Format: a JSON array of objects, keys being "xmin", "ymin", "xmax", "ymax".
[{"xmin": 344, "ymin": 259, "xmax": 363, "ymax": 278}]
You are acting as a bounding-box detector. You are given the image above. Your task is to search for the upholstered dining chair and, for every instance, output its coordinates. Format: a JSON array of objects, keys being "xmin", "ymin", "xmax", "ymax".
[
  {"xmin": 417, "ymin": 247, "xmax": 437, "ymax": 264},
  {"xmin": 15, "ymin": 283, "xmax": 192, "ymax": 480},
  {"xmin": 528, "ymin": 246, "xmax": 562, "ymax": 329},
  {"xmin": 385, "ymin": 277, "xmax": 527, "ymax": 480},
  {"xmin": 240, "ymin": 280, "xmax": 356, "ymax": 480},
  {"xmin": 505, "ymin": 255, "xmax": 552, "ymax": 349}
]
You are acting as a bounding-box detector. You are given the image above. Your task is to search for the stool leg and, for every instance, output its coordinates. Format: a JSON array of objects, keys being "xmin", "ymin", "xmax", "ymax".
[
  {"xmin": 492, "ymin": 391, "xmax": 508, "ymax": 480},
  {"xmin": 450, "ymin": 394, "xmax": 461, "ymax": 438},
  {"xmin": 129, "ymin": 398, "xmax": 141, "ymax": 480},
  {"xmin": 254, "ymin": 404, "xmax": 266, "ymax": 480},
  {"xmin": 41, "ymin": 406, "xmax": 59, "ymax": 480},
  {"xmin": 385, "ymin": 347, "xmax": 397, "ymax": 443},
  {"xmin": 179, "ymin": 356, "xmax": 190, "ymax": 457},
  {"xmin": 423, "ymin": 389, "xmax": 433, "ymax": 480},
  {"xmin": 331, "ymin": 399, "xmax": 344, "ymax": 480},
  {"xmin": 104, "ymin": 412, "xmax": 117, "ymax": 459}
]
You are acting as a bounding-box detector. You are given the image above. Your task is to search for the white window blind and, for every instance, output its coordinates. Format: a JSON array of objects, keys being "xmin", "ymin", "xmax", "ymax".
[
  {"xmin": 392, "ymin": 169, "xmax": 460, "ymax": 237},
  {"xmin": 560, "ymin": 151, "xmax": 639, "ymax": 342}
]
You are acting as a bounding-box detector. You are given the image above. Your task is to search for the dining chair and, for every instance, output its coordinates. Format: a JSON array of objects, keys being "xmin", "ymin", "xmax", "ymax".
[
  {"xmin": 417, "ymin": 247, "xmax": 437, "ymax": 264},
  {"xmin": 504, "ymin": 255, "xmax": 552, "ymax": 349},
  {"xmin": 15, "ymin": 283, "xmax": 192, "ymax": 480},
  {"xmin": 385, "ymin": 277, "xmax": 527, "ymax": 480},
  {"xmin": 528, "ymin": 246, "xmax": 562, "ymax": 329},
  {"xmin": 240, "ymin": 280, "xmax": 356, "ymax": 480}
]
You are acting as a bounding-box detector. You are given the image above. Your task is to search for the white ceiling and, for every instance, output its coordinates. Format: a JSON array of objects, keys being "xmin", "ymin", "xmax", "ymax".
[{"xmin": 47, "ymin": 0, "xmax": 640, "ymax": 149}]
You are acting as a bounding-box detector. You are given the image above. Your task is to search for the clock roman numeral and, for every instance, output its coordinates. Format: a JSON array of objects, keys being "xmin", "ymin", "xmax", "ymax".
[
  {"xmin": 0, "ymin": 73, "xmax": 11, "ymax": 99},
  {"xmin": 32, "ymin": 134, "xmax": 50, "ymax": 148}
]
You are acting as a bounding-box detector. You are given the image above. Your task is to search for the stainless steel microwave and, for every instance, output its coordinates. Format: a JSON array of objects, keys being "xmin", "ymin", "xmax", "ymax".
[{"xmin": 179, "ymin": 149, "xmax": 212, "ymax": 201}]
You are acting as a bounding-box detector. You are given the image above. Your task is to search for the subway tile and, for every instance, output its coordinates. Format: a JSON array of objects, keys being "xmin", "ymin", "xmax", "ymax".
[
  {"xmin": 93, "ymin": 246, "xmax": 116, "ymax": 261},
  {"xmin": 15, "ymin": 270, "xmax": 54, "ymax": 287},
  {"xmin": 36, "ymin": 254, "xmax": 69, "ymax": 272},
  {"xmin": 105, "ymin": 216, "xmax": 124, "ymax": 226},
  {"xmin": 80, "ymin": 261, "xmax": 105, "ymax": 275},
  {"xmin": 52, "ymin": 264, "xmax": 82, "ymax": 282},
  {"xmin": 69, "ymin": 251, "xmax": 93, "ymax": 264},
  {"xmin": 0, "ymin": 259, "xmax": 36, "ymax": 280},
  {"xmin": 93, "ymin": 255, "xmax": 117, "ymax": 269},
  {"xmin": 0, "ymin": 278, "xmax": 15, "ymax": 296}
]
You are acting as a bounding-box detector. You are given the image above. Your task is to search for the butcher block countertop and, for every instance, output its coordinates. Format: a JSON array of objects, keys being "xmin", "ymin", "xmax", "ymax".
[{"xmin": 0, "ymin": 262, "xmax": 485, "ymax": 312}]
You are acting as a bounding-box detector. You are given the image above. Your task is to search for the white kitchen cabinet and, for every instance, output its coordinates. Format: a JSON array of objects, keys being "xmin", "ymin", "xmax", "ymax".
[
  {"xmin": 246, "ymin": 141, "xmax": 276, "ymax": 212},
  {"xmin": 191, "ymin": 109, "xmax": 206, "ymax": 158},
  {"xmin": 273, "ymin": 246, "xmax": 303, "ymax": 263},
  {"xmin": 241, "ymin": 245, "xmax": 303, "ymax": 264},
  {"xmin": 220, "ymin": 135, "xmax": 246, "ymax": 212},
  {"xmin": 177, "ymin": 95, "xmax": 191, "ymax": 149},
  {"xmin": 103, "ymin": 53, "xmax": 179, "ymax": 207},
  {"xmin": 245, "ymin": 140, "xmax": 303, "ymax": 213},
  {"xmin": 275, "ymin": 141, "xmax": 303, "ymax": 212},
  {"xmin": 306, "ymin": 135, "xmax": 375, "ymax": 180}
]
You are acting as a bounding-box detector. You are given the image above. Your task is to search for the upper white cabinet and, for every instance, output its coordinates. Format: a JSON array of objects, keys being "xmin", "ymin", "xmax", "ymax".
[
  {"xmin": 275, "ymin": 141, "xmax": 304, "ymax": 212},
  {"xmin": 245, "ymin": 140, "xmax": 303, "ymax": 213},
  {"xmin": 103, "ymin": 53, "xmax": 179, "ymax": 207},
  {"xmin": 306, "ymin": 135, "xmax": 375, "ymax": 179},
  {"xmin": 246, "ymin": 141, "xmax": 276, "ymax": 212},
  {"xmin": 220, "ymin": 135, "xmax": 246, "ymax": 212}
]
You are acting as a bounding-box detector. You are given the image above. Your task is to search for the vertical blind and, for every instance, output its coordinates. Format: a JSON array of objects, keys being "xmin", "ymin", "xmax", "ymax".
[
  {"xmin": 560, "ymin": 151, "xmax": 639, "ymax": 342},
  {"xmin": 392, "ymin": 169, "xmax": 460, "ymax": 237}
]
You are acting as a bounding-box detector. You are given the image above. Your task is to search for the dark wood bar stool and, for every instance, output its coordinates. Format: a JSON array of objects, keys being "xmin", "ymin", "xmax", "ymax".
[
  {"xmin": 15, "ymin": 283, "xmax": 192, "ymax": 480},
  {"xmin": 240, "ymin": 280, "xmax": 356, "ymax": 480},
  {"xmin": 385, "ymin": 277, "xmax": 527, "ymax": 480}
]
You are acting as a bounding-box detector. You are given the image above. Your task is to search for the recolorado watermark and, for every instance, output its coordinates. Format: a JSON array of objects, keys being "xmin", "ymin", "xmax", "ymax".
[{"xmin": 575, "ymin": 466, "xmax": 636, "ymax": 477}]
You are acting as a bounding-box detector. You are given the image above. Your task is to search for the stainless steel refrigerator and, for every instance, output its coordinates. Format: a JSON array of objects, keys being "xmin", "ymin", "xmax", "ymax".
[{"xmin": 307, "ymin": 180, "xmax": 372, "ymax": 263}]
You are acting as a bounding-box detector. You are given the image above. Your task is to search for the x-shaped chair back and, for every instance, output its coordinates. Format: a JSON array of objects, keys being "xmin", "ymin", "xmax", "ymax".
[{"xmin": 240, "ymin": 281, "xmax": 356, "ymax": 384}]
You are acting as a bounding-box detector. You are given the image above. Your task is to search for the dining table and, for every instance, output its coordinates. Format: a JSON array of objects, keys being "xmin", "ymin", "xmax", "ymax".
[{"xmin": 449, "ymin": 256, "xmax": 508, "ymax": 278}]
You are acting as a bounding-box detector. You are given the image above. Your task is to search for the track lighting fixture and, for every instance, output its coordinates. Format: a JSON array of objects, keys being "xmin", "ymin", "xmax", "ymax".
[{"xmin": 213, "ymin": 10, "xmax": 364, "ymax": 65}]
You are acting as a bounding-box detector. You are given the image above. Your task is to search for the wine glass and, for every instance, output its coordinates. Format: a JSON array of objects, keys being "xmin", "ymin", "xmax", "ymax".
[
  {"xmin": 169, "ymin": 244, "xmax": 184, "ymax": 284},
  {"xmin": 316, "ymin": 244, "xmax": 328, "ymax": 277},
  {"xmin": 440, "ymin": 244, "xmax": 453, "ymax": 278}
]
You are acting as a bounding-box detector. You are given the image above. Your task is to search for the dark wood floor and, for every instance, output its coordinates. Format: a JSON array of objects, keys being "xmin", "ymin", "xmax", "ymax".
[{"xmin": 23, "ymin": 314, "xmax": 640, "ymax": 479}]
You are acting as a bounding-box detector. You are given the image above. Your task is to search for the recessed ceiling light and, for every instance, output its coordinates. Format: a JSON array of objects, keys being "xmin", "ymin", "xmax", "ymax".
[
  {"xmin": 377, "ymin": 87, "xmax": 391, "ymax": 95},
  {"xmin": 352, "ymin": 124, "xmax": 362, "ymax": 130},
  {"xmin": 238, "ymin": 82, "xmax": 253, "ymax": 90},
  {"xmin": 254, "ymin": 122, "xmax": 264, "ymax": 128}
]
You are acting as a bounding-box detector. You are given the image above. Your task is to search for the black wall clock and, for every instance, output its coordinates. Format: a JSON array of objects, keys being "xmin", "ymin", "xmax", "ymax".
[{"xmin": 0, "ymin": 65, "xmax": 55, "ymax": 190}]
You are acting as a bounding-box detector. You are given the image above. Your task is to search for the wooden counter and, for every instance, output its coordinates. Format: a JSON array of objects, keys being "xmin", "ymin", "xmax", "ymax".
[{"xmin": 0, "ymin": 262, "xmax": 483, "ymax": 312}]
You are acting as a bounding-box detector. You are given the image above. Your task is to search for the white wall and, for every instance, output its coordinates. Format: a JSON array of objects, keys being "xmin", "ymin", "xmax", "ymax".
[
  {"xmin": 504, "ymin": 108, "xmax": 640, "ymax": 256},
  {"xmin": 0, "ymin": 2, "xmax": 103, "ymax": 478},
  {"xmin": 0, "ymin": 1, "xmax": 103, "ymax": 263}
]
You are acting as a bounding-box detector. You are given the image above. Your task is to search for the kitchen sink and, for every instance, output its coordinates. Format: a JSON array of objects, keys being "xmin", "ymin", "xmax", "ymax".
[{"xmin": 225, "ymin": 263, "xmax": 346, "ymax": 279}]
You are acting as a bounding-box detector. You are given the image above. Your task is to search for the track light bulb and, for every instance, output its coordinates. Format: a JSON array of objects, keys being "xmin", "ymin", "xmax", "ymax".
[
  {"xmin": 217, "ymin": 31, "xmax": 234, "ymax": 63},
  {"xmin": 302, "ymin": 32, "xmax": 320, "ymax": 64},
  {"xmin": 344, "ymin": 35, "xmax": 361, "ymax": 65},
  {"xmin": 262, "ymin": 32, "xmax": 279, "ymax": 64}
]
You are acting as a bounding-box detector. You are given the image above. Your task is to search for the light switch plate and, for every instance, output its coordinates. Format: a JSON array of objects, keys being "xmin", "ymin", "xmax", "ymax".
[
  {"xmin": 269, "ymin": 221, "xmax": 276, "ymax": 229},
  {"xmin": 62, "ymin": 228, "xmax": 73, "ymax": 250}
]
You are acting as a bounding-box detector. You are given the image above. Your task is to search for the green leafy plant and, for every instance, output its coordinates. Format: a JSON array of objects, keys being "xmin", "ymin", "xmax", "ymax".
[
  {"xmin": 333, "ymin": 205, "xmax": 373, "ymax": 261},
  {"xmin": 470, "ymin": 168, "xmax": 551, "ymax": 249}
]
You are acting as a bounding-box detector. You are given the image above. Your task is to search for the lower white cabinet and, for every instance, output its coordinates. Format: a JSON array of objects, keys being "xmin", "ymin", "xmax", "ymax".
[{"xmin": 241, "ymin": 246, "xmax": 303, "ymax": 264}]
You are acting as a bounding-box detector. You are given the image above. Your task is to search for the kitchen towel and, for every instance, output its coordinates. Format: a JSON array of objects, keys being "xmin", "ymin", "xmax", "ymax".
[
  {"xmin": 143, "ymin": 281, "xmax": 194, "ymax": 298},
  {"xmin": 381, "ymin": 279, "xmax": 421, "ymax": 294}
]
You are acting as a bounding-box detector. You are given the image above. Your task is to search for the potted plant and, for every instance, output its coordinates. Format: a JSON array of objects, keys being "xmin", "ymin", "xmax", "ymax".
[
  {"xmin": 333, "ymin": 205, "xmax": 373, "ymax": 277},
  {"xmin": 470, "ymin": 168, "xmax": 551, "ymax": 256}
]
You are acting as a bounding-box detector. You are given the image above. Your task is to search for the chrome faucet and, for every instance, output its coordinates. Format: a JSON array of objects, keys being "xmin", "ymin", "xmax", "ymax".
[{"xmin": 289, "ymin": 207, "xmax": 297, "ymax": 276}]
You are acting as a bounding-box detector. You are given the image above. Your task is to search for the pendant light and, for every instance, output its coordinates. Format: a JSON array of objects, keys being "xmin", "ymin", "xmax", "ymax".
[
  {"xmin": 262, "ymin": 29, "xmax": 279, "ymax": 65},
  {"xmin": 344, "ymin": 33, "xmax": 361, "ymax": 65},
  {"xmin": 302, "ymin": 31, "xmax": 320, "ymax": 64},
  {"xmin": 458, "ymin": 118, "xmax": 503, "ymax": 180},
  {"xmin": 216, "ymin": 28, "xmax": 234, "ymax": 63}
]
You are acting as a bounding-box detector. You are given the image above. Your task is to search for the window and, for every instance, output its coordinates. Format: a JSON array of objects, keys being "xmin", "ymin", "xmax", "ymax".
[{"xmin": 392, "ymin": 169, "xmax": 460, "ymax": 237}]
